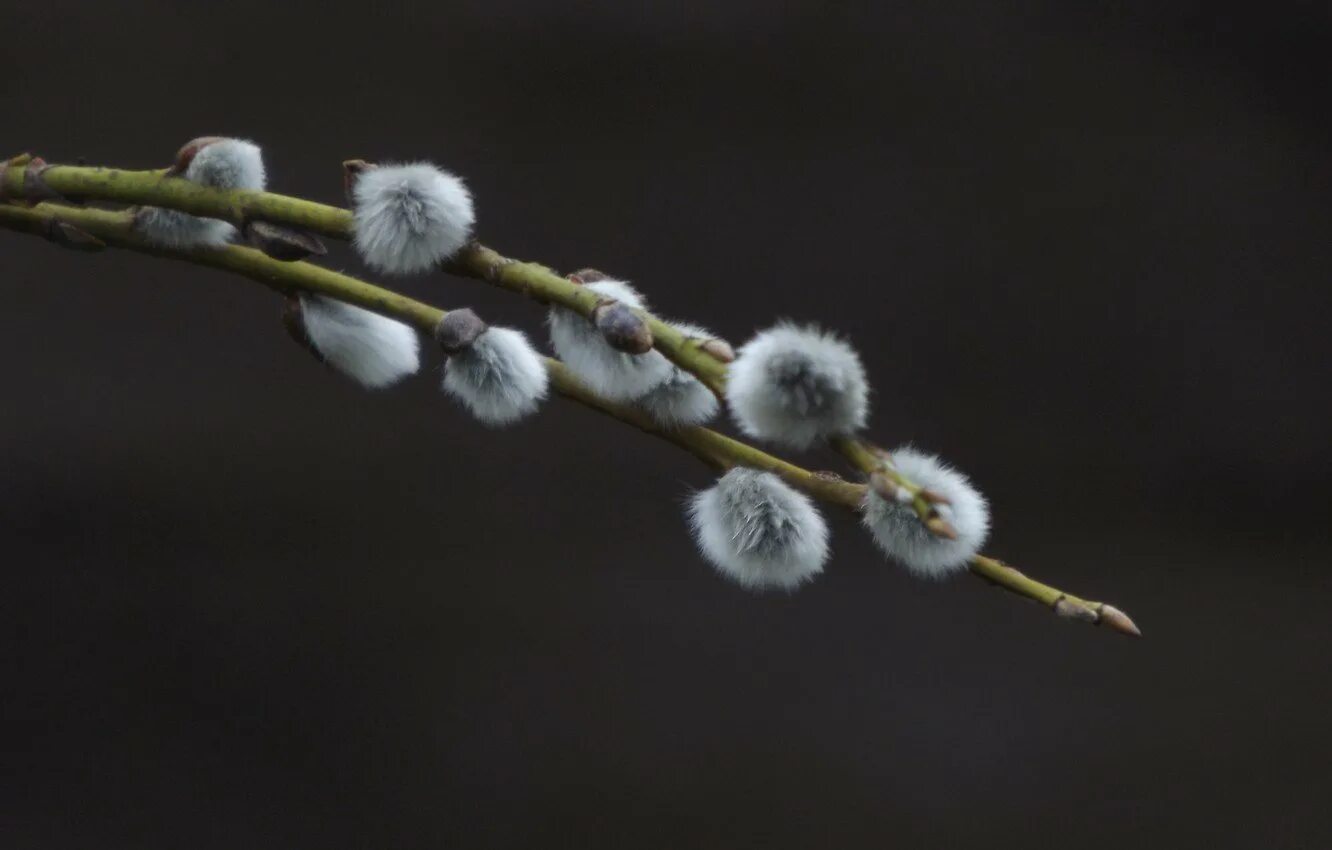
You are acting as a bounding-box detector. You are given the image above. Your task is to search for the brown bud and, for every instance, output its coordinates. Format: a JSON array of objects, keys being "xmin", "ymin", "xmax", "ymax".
[
  {"xmin": 699, "ymin": 337, "xmax": 736, "ymax": 363},
  {"xmin": 1053, "ymin": 597, "xmax": 1098, "ymax": 623},
  {"xmin": 6, "ymin": 152, "xmax": 34, "ymax": 167},
  {"xmin": 1097, "ymin": 604, "xmax": 1142, "ymax": 637},
  {"xmin": 244, "ymin": 220, "xmax": 327, "ymax": 261},
  {"xmin": 44, "ymin": 220, "xmax": 105, "ymax": 252},
  {"xmin": 919, "ymin": 487, "xmax": 952, "ymax": 507},
  {"xmin": 170, "ymin": 137, "xmax": 225, "ymax": 175},
  {"xmin": 435, "ymin": 308, "xmax": 489, "ymax": 354},
  {"xmin": 924, "ymin": 515, "xmax": 959, "ymax": 540},
  {"xmin": 868, "ymin": 470, "xmax": 901, "ymax": 502},
  {"xmin": 342, "ymin": 159, "xmax": 376, "ymax": 204},
  {"xmin": 568, "ymin": 268, "xmax": 609, "ymax": 285},
  {"xmin": 593, "ymin": 301, "xmax": 653, "ymax": 354},
  {"xmin": 281, "ymin": 295, "xmax": 323, "ymax": 362}
]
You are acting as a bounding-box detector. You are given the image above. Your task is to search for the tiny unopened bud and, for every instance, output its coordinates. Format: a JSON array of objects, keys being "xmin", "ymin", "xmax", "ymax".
[
  {"xmin": 44, "ymin": 220, "xmax": 105, "ymax": 252},
  {"xmin": 593, "ymin": 300, "xmax": 653, "ymax": 354},
  {"xmin": 244, "ymin": 220, "xmax": 327, "ymax": 261},
  {"xmin": 435, "ymin": 308, "xmax": 489, "ymax": 354},
  {"xmin": 568, "ymin": 268, "xmax": 609, "ymax": 285},
  {"xmin": 1054, "ymin": 597, "xmax": 1099, "ymax": 623},
  {"xmin": 342, "ymin": 159, "xmax": 376, "ymax": 204},
  {"xmin": 1097, "ymin": 604, "xmax": 1142, "ymax": 637},
  {"xmin": 699, "ymin": 337, "xmax": 736, "ymax": 363}
]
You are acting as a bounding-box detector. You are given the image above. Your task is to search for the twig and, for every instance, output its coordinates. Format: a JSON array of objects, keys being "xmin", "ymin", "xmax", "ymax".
[{"xmin": 0, "ymin": 166, "xmax": 1140, "ymax": 637}]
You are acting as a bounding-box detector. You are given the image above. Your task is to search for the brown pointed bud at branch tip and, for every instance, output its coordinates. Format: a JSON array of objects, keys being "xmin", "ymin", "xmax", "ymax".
[
  {"xmin": 593, "ymin": 301, "xmax": 654, "ymax": 354},
  {"xmin": 43, "ymin": 220, "xmax": 105, "ymax": 252},
  {"xmin": 1097, "ymin": 604, "xmax": 1142, "ymax": 638},
  {"xmin": 1054, "ymin": 596, "xmax": 1099, "ymax": 623},
  {"xmin": 342, "ymin": 159, "xmax": 376, "ymax": 204},
  {"xmin": 244, "ymin": 220, "xmax": 327, "ymax": 261},
  {"xmin": 281, "ymin": 296, "xmax": 323, "ymax": 362},
  {"xmin": 567, "ymin": 268, "xmax": 609, "ymax": 285},
  {"xmin": 170, "ymin": 137, "xmax": 225, "ymax": 175},
  {"xmin": 925, "ymin": 516, "xmax": 959, "ymax": 540},
  {"xmin": 699, "ymin": 337, "xmax": 736, "ymax": 363},
  {"xmin": 6, "ymin": 152, "xmax": 34, "ymax": 166},
  {"xmin": 435, "ymin": 308, "xmax": 489, "ymax": 354}
]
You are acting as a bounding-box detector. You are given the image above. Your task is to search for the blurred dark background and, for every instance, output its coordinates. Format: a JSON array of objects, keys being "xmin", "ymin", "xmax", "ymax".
[{"xmin": 2, "ymin": 2, "xmax": 1329, "ymax": 847}]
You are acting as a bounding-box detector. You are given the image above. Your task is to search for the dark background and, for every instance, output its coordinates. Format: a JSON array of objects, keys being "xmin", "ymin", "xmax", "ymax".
[{"xmin": 2, "ymin": 2, "xmax": 1329, "ymax": 847}]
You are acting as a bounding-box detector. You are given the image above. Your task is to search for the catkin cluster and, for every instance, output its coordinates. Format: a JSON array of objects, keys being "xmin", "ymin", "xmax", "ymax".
[{"xmin": 138, "ymin": 137, "xmax": 990, "ymax": 593}]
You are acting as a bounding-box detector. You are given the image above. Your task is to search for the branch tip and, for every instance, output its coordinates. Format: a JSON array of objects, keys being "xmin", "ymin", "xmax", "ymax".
[{"xmin": 1097, "ymin": 604, "xmax": 1142, "ymax": 638}]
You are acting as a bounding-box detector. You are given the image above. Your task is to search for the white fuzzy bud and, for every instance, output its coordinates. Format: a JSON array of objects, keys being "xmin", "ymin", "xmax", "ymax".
[
  {"xmin": 351, "ymin": 163, "xmax": 474, "ymax": 275},
  {"xmin": 687, "ymin": 468, "xmax": 829, "ymax": 592},
  {"xmin": 547, "ymin": 278, "xmax": 673, "ymax": 400},
  {"xmin": 634, "ymin": 322, "xmax": 719, "ymax": 427},
  {"xmin": 137, "ymin": 137, "xmax": 266, "ymax": 248},
  {"xmin": 296, "ymin": 294, "xmax": 421, "ymax": 389},
  {"xmin": 862, "ymin": 447, "xmax": 990, "ymax": 579},
  {"xmin": 442, "ymin": 326, "xmax": 549, "ymax": 426},
  {"xmin": 726, "ymin": 322, "xmax": 869, "ymax": 449}
]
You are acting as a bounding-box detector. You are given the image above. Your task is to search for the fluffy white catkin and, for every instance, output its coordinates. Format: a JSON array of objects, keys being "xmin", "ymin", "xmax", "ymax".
[
  {"xmin": 442, "ymin": 326, "xmax": 550, "ymax": 426},
  {"xmin": 351, "ymin": 163, "xmax": 474, "ymax": 275},
  {"xmin": 687, "ymin": 468, "xmax": 829, "ymax": 592},
  {"xmin": 137, "ymin": 138, "xmax": 266, "ymax": 248},
  {"xmin": 634, "ymin": 322, "xmax": 719, "ymax": 427},
  {"xmin": 547, "ymin": 278, "xmax": 674, "ymax": 401},
  {"xmin": 862, "ymin": 447, "xmax": 990, "ymax": 578},
  {"xmin": 726, "ymin": 322, "xmax": 869, "ymax": 449},
  {"xmin": 298, "ymin": 294, "xmax": 421, "ymax": 389}
]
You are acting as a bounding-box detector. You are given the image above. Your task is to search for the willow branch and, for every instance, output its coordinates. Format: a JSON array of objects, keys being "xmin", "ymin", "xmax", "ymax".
[
  {"xmin": 14, "ymin": 163, "xmax": 938, "ymax": 523},
  {"xmin": 1, "ymin": 175, "xmax": 1139, "ymax": 636},
  {"xmin": 9, "ymin": 163, "xmax": 731, "ymax": 392}
]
